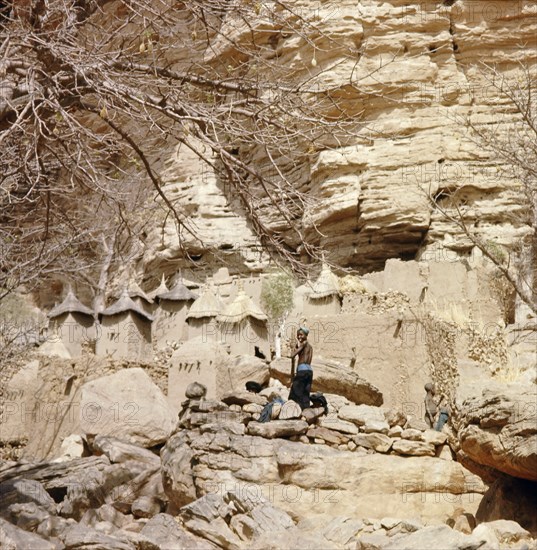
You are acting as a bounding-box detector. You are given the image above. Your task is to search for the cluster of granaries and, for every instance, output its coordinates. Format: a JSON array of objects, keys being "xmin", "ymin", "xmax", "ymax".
[
  {"xmin": 43, "ymin": 280, "xmax": 273, "ymax": 360},
  {"xmin": 43, "ymin": 263, "xmax": 343, "ymax": 360}
]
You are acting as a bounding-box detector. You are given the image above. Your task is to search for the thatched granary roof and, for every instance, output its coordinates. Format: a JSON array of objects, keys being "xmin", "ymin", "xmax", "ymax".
[
  {"xmin": 217, "ymin": 290, "xmax": 267, "ymax": 324},
  {"xmin": 186, "ymin": 283, "xmax": 225, "ymax": 320},
  {"xmin": 148, "ymin": 274, "xmax": 169, "ymax": 300},
  {"xmin": 309, "ymin": 263, "xmax": 340, "ymax": 299},
  {"xmin": 111, "ymin": 280, "xmax": 153, "ymax": 304},
  {"xmin": 127, "ymin": 280, "xmax": 153, "ymax": 304},
  {"xmin": 181, "ymin": 276, "xmax": 200, "ymax": 290},
  {"xmin": 157, "ymin": 280, "xmax": 198, "ymax": 302},
  {"xmin": 48, "ymin": 289, "xmax": 94, "ymax": 319},
  {"xmin": 100, "ymin": 289, "xmax": 154, "ymax": 322}
]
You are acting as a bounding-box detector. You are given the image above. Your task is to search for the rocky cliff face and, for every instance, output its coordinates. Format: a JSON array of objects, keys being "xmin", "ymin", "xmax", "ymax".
[{"xmin": 141, "ymin": 1, "xmax": 537, "ymax": 276}]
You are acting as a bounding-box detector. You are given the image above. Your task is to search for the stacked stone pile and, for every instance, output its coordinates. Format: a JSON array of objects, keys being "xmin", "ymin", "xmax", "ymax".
[{"xmin": 176, "ymin": 383, "xmax": 452, "ymax": 461}]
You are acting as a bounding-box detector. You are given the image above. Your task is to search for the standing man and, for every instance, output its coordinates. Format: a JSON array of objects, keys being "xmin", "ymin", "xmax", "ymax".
[{"xmin": 288, "ymin": 327, "xmax": 313, "ymax": 409}]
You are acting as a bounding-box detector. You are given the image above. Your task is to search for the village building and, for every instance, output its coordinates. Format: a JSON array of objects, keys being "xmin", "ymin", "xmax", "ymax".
[
  {"xmin": 153, "ymin": 280, "xmax": 198, "ymax": 349},
  {"xmin": 167, "ymin": 338, "xmax": 229, "ymax": 411},
  {"xmin": 218, "ymin": 287, "xmax": 270, "ymax": 358},
  {"xmin": 186, "ymin": 280, "xmax": 225, "ymax": 341},
  {"xmin": 47, "ymin": 289, "xmax": 95, "ymax": 357},
  {"xmin": 126, "ymin": 280, "xmax": 153, "ymax": 311},
  {"xmin": 305, "ymin": 263, "xmax": 341, "ymax": 316},
  {"xmin": 111, "ymin": 277, "xmax": 154, "ymax": 313},
  {"xmin": 96, "ymin": 289, "xmax": 153, "ymax": 361},
  {"xmin": 147, "ymin": 274, "xmax": 169, "ymax": 304}
]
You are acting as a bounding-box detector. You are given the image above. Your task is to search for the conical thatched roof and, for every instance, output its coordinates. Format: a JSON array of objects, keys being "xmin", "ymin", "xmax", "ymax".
[
  {"xmin": 186, "ymin": 283, "xmax": 225, "ymax": 320},
  {"xmin": 157, "ymin": 280, "xmax": 198, "ymax": 302},
  {"xmin": 309, "ymin": 263, "xmax": 340, "ymax": 299},
  {"xmin": 148, "ymin": 274, "xmax": 169, "ymax": 300},
  {"xmin": 127, "ymin": 280, "xmax": 153, "ymax": 304},
  {"xmin": 217, "ymin": 289, "xmax": 267, "ymax": 324},
  {"xmin": 100, "ymin": 289, "xmax": 154, "ymax": 321},
  {"xmin": 111, "ymin": 280, "xmax": 153, "ymax": 304},
  {"xmin": 182, "ymin": 277, "xmax": 200, "ymax": 289},
  {"xmin": 48, "ymin": 289, "xmax": 94, "ymax": 319}
]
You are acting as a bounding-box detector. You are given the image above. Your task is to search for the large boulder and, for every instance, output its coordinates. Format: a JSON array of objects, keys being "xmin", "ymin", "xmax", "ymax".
[
  {"xmin": 217, "ymin": 355, "xmax": 270, "ymax": 397},
  {"xmin": 141, "ymin": 513, "xmax": 217, "ymax": 549},
  {"xmin": 160, "ymin": 432, "xmax": 197, "ymax": 510},
  {"xmin": 338, "ymin": 404, "xmax": 389, "ymax": 433},
  {"xmin": 472, "ymin": 520, "xmax": 532, "ymax": 548},
  {"xmin": 0, "ymin": 479, "xmax": 57, "ymax": 516},
  {"xmin": 307, "ymin": 426, "xmax": 349, "ymax": 445},
  {"xmin": 180, "ymin": 491, "xmax": 305, "ymax": 550},
  {"xmin": 392, "ymin": 439, "xmax": 436, "ymax": 457},
  {"xmin": 0, "ymin": 517, "xmax": 56, "ymax": 550},
  {"xmin": 221, "ymin": 391, "xmax": 267, "ymax": 407},
  {"xmin": 60, "ymin": 523, "xmax": 135, "ymax": 549},
  {"xmin": 319, "ymin": 416, "xmax": 359, "ymax": 435},
  {"xmin": 456, "ymin": 384, "xmax": 537, "ymax": 481},
  {"xmin": 80, "ymin": 368, "xmax": 175, "ymax": 448},
  {"xmin": 247, "ymin": 420, "xmax": 308, "ymax": 439},
  {"xmin": 91, "ymin": 435, "xmax": 160, "ymax": 466},
  {"xmin": 269, "ymin": 358, "xmax": 383, "ymax": 406},
  {"xmin": 353, "ymin": 433, "xmax": 393, "ymax": 453}
]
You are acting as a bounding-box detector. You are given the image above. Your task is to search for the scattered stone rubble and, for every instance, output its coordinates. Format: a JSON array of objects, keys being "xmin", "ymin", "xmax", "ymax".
[{"xmin": 1, "ymin": 372, "xmax": 536, "ymax": 549}]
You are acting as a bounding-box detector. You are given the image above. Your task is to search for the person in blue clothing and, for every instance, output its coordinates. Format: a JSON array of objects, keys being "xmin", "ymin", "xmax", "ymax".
[
  {"xmin": 288, "ymin": 327, "xmax": 313, "ymax": 409},
  {"xmin": 435, "ymin": 396, "xmax": 451, "ymax": 432}
]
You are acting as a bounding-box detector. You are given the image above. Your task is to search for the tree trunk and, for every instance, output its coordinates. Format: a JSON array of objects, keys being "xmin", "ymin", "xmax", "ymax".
[
  {"xmin": 92, "ymin": 234, "xmax": 116, "ymax": 315},
  {"xmin": 274, "ymin": 316, "xmax": 287, "ymax": 359},
  {"xmin": 274, "ymin": 332, "xmax": 281, "ymax": 359}
]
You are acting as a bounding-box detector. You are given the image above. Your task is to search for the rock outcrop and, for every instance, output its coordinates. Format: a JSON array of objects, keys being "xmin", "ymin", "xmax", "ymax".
[
  {"xmin": 161, "ymin": 394, "xmax": 488, "ymax": 525},
  {"xmin": 456, "ymin": 384, "xmax": 537, "ymax": 481},
  {"xmin": 1, "ymin": 383, "xmax": 535, "ymax": 549},
  {"xmin": 9, "ymin": 355, "xmax": 169, "ymax": 462},
  {"xmin": 270, "ymin": 358, "xmax": 384, "ymax": 406}
]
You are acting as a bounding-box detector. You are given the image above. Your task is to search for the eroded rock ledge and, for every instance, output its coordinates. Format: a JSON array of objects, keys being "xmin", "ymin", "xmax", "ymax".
[{"xmin": 456, "ymin": 384, "xmax": 537, "ymax": 482}]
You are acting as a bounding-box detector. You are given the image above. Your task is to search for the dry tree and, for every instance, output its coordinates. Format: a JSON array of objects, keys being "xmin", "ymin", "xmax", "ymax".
[{"xmin": 0, "ymin": 0, "xmax": 381, "ymax": 304}]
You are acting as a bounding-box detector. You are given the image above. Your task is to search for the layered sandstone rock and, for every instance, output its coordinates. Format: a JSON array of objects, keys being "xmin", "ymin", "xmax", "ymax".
[
  {"xmin": 2, "ymin": 374, "xmax": 536, "ymax": 549},
  {"xmin": 456, "ymin": 383, "xmax": 537, "ymax": 481},
  {"xmin": 140, "ymin": 1, "xmax": 537, "ymax": 275},
  {"xmin": 162, "ymin": 427, "xmax": 487, "ymax": 524}
]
